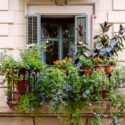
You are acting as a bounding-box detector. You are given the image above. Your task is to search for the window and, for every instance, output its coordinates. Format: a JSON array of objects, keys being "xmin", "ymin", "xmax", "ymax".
[
  {"xmin": 27, "ymin": 16, "xmax": 38, "ymax": 44},
  {"xmin": 41, "ymin": 18, "xmax": 74, "ymax": 64},
  {"xmin": 27, "ymin": 15, "xmax": 88, "ymax": 64}
]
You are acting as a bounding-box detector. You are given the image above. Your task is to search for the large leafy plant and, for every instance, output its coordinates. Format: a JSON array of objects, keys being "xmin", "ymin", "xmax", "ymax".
[{"xmin": 92, "ymin": 22, "xmax": 125, "ymax": 58}]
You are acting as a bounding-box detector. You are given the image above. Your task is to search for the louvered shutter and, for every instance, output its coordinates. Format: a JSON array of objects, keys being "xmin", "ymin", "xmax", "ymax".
[
  {"xmin": 75, "ymin": 15, "xmax": 88, "ymax": 51},
  {"xmin": 26, "ymin": 16, "xmax": 38, "ymax": 44}
]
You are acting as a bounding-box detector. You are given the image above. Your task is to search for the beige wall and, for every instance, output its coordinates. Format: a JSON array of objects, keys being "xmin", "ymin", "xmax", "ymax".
[
  {"xmin": 94, "ymin": 0, "xmax": 125, "ymax": 62},
  {"xmin": 26, "ymin": 0, "xmax": 125, "ymax": 62},
  {"xmin": 0, "ymin": 0, "xmax": 125, "ymax": 124},
  {"xmin": 0, "ymin": 0, "xmax": 26, "ymax": 58},
  {"xmin": 0, "ymin": 0, "xmax": 125, "ymax": 60}
]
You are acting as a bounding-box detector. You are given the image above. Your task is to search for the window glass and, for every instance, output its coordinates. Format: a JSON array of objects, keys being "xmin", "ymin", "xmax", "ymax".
[
  {"xmin": 45, "ymin": 41, "xmax": 58, "ymax": 65},
  {"xmin": 27, "ymin": 16, "xmax": 88, "ymax": 64},
  {"xmin": 41, "ymin": 18, "xmax": 75, "ymax": 64}
]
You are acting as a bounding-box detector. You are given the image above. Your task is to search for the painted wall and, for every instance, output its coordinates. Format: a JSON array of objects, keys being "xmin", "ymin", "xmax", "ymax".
[
  {"xmin": 0, "ymin": 0, "xmax": 125, "ymax": 61},
  {"xmin": 0, "ymin": 0, "xmax": 124, "ymax": 61},
  {"xmin": 0, "ymin": 0, "xmax": 125, "ymax": 124},
  {"xmin": 0, "ymin": 0, "xmax": 26, "ymax": 60}
]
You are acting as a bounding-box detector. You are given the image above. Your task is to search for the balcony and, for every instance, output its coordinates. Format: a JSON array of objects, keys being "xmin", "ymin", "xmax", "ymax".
[{"xmin": 0, "ymin": 22, "xmax": 125, "ymax": 125}]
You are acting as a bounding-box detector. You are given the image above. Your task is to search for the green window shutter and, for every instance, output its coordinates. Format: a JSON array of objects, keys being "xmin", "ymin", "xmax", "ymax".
[
  {"xmin": 75, "ymin": 15, "xmax": 88, "ymax": 51},
  {"xmin": 26, "ymin": 16, "xmax": 38, "ymax": 44}
]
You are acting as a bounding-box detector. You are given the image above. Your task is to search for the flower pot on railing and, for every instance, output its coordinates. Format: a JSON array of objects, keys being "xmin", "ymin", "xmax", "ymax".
[
  {"xmin": 104, "ymin": 65, "xmax": 113, "ymax": 74},
  {"xmin": 84, "ymin": 67, "xmax": 92, "ymax": 75},
  {"xmin": 101, "ymin": 90, "xmax": 109, "ymax": 99},
  {"xmin": 14, "ymin": 80, "xmax": 28, "ymax": 94},
  {"xmin": 95, "ymin": 65, "xmax": 104, "ymax": 71},
  {"xmin": 13, "ymin": 91, "xmax": 21, "ymax": 101}
]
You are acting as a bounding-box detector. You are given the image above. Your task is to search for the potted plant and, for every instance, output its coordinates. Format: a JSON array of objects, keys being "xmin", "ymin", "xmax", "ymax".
[
  {"xmin": 92, "ymin": 56, "xmax": 104, "ymax": 71},
  {"xmin": 53, "ymin": 57, "xmax": 72, "ymax": 74},
  {"xmin": 104, "ymin": 57, "xmax": 117, "ymax": 74},
  {"xmin": 17, "ymin": 66, "xmax": 65, "ymax": 113},
  {"xmin": 93, "ymin": 22, "xmax": 125, "ymax": 58},
  {"xmin": 56, "ymin": 65, "xmax": 90, "ymax": 125},
  {"xmin": 92, "ymin": 21, "xmax": 125, "ymax": 72},
  {"xmin": 11, "ymin": 62, "xmax": 125, "ymax": 125},
  {"xmin": 13, "ymin": 91, "xmax": 21, "ymax": 101},
  {"xmin": 90, "ymin": 70, "xmax": 110, "ymax": 100},
  {"xmin": 79, "ymin": 56, "xmax": 93, "ymax": 75},
  {"xmin": 1, "ymin": 45, "xmax": 44, "ymax": 103}
]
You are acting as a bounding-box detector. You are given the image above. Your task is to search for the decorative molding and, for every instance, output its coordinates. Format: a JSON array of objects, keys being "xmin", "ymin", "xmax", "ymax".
[
  {"xmin": 0, "ymin": 12, "xmax": 14, "ymax": 24},
  {"xmin": 112, "ymin": 0, "xmax": 125, "ymax": 11},
  {"xmin": 25, "ymin": 0, "xmax": 96, "ymax": 15},
  {"xmin": 26, "ymin": 0, "xmax": 55, "ymax": 5},
  {"xmin": 108, "ymin": 11, "xmax": 125, "ymax": 24},
  {"xmin": 55, "ymin": 0, "xmax": 68, "ymax": 6},
  {"xmin": 70, "ymin": 3, "xmax": 96, "ymax": 15},
  {"xmin": 0, "ymin": 0, "xmax": 8, "ymax": 11}
]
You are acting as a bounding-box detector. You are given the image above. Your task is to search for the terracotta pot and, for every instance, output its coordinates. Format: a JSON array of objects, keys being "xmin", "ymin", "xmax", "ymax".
[
  {"xmin": 84, "ymin": 68, "xmax": 92, "ymax": 75},
  {"xmin": 13, "ymin": 91, "xmax": 21, "ymax": 101},
  {"xmin": 95, "ymin": 65, "xmax": 104, "ymax": 71},
  {"xmin": 105, "ymin": 65, "xmax": 113, "ymax": 74},
  {"xmin": 101, "ymin": 90, "xmax": 109, "ymax": 99},
  {"xmin": 14, "ymin": 80, "xmax": 28, "ymax": 94}
]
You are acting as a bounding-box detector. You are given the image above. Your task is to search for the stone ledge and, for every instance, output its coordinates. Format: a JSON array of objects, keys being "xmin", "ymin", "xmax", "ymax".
[{"xmin": 1, "ymin": 101, "xmax": 111, "ymax": 116}]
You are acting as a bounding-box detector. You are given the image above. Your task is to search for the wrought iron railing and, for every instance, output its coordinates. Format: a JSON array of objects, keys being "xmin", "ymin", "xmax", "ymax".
[{"xmin": 6, "ymin": 68, "xmax": 40, "ymax": 107}]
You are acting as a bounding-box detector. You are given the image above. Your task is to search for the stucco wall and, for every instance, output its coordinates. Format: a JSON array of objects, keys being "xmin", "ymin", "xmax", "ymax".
[
  {"xmin": 0, "ymin": 0, "xmax": 125, "ymax": 124},
  {"xmin": 0, "ymin": 0, "xmax": 125, "ymax": 60},
  {"xmin": 0, "ymin": 0, "xmax": 26, "ymax": 60},
  {"xmin": 94, "ymin": 0, "xmax": 125, "ymax": 63}
]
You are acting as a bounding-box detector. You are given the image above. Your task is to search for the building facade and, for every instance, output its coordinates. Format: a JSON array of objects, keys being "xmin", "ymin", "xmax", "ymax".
[
  {"xmin": 0, "ymin": 0, "xmax": 125, "ymax": 63},
  {"xmin": 0, "ymin": 0, "xmax": 125, "ymax": 124}
]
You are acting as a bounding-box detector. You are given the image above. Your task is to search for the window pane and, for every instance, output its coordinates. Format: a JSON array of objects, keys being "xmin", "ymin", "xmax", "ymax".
[
  {"xmin": 42, "ymin": 23, "xmax": 58, "ymax": 38},
  {"xmin": 63, "ymin": 40, "xmax": 75, "ymax": 59},
  {"xmin": 62, "ymin": 23, "xmax": 74, "ymax": 38},
  {"xmin": 75, "ymin": 16, "xmax": 87, "ymax": 45},
  {"xmin": 41, "ymin": 18, "xmax": 75, "ymax": 64},
  {"xmin": 27, "ymin": 16, "xmax": 37, "ymax": 44},
  {"xmin": 45, "ymin": 41, "xmax": 58, "ymax": 65}
]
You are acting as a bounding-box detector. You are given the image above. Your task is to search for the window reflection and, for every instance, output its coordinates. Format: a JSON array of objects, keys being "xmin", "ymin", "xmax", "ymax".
[
  {"xmin": 45, "ymin": 41, "xmax": 58, "ymax": 65},
  {"xmin": 42, "ymin": 23, "xmax": 58, "ymax": 38},
  {"xmin": 63, "ymin": 40, "xmax": 74, "ymax": 59},
  {"xmin": 63, "ymin": 24, "xmax": 74, "ymax": 38},
  {"xmin": 41, "ymin": 18, "xmax": 75, "ymax": 64}
]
